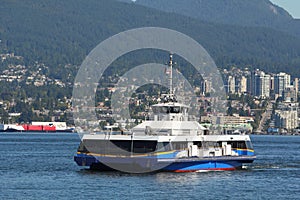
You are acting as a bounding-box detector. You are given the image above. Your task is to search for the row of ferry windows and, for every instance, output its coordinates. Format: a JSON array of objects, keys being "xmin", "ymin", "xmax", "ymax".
[
  {"xmin": 152, "ymin": 106, "xmax": 186, "ymax": 114},
  {"xmin": 78, "ymin": 140, "xmax": 252, "ymax": 154},
  {"xmin": 194, "ymin": 141, "xmax": 251, "ymax": 149}
]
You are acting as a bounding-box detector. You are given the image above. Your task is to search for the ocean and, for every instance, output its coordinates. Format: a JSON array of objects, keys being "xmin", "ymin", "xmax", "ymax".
[{"xmin": 0, "ymin": 133, "xmax": 299, "ymax": 200}]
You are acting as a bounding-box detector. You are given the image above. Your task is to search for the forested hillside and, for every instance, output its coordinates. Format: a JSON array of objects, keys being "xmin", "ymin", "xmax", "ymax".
[
  {"xmin": 1, "ymin": 0, "xmax": 300, "ymax": 76},
  {"xmin": 120, "ymin": 0, "xmax": 300, "ymax": 37}
]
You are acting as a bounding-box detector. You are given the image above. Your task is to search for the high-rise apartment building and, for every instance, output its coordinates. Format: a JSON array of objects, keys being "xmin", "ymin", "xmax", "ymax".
[
  {"xmin": 274, "ymin": 72, "xmax": 291, "ymax": 98},
  {"xmin": 251, "ymin": 70, "xmax": 270, "ymax": 98}
]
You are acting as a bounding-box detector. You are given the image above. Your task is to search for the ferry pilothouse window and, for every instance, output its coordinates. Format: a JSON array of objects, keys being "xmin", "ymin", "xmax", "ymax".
[
  {"xmin": 152, "ymin": 106, "xmax": 181, "ymax": 114},
  {"xmin": 152, "ymin": 107, "xmax": 159, "ymax": 114},
  {"xmin": 161, "ymin": 106, "xmax": 169, "ymax": 113},
  {"xmin": 170, "ymin": 106, "xmax": 181, "ymax": 113}
]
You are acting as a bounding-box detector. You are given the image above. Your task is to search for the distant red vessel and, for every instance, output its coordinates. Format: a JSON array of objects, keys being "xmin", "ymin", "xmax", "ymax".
[
  {"xmin": 21, "ymin": 124, "xmax": 56, "ymax": 132},
  {"xmin": 0, "ymin": 122, "xmax": 74, "ymax": 132}
]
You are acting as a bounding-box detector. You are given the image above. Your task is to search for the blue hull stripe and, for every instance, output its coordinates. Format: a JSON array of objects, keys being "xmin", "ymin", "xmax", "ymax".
[{"xmin": 163, "ymin": 161, "xmax": 240, "ymax": 172}]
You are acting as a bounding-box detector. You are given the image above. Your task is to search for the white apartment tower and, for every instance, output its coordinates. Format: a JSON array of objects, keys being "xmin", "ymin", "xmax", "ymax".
[
  {"xmin": 238, "ymin": 76, "xmax": 247, "ymax": 94},
  {"xmin": 274, "ymin": 72, "xmax": 291, "ymax": 98},
  {"xmin": 227, "ymin": 75, "xmax": 236, "ymax": 94},
  {"xmin": 251, "ymin": 70, "xmax": 270, "ymax": 98}
]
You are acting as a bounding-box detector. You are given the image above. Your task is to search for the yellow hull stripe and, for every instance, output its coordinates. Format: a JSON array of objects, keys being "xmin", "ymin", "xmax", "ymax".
[{"xmin": 232, "ymin": 148, "xmax": 254, "ymax": 152}]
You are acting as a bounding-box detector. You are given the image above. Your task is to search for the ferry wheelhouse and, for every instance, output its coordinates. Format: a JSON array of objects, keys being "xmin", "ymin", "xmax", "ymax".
[{"xmin": 74, "ymin": 54, "xmax": 255, "ymax": 173}]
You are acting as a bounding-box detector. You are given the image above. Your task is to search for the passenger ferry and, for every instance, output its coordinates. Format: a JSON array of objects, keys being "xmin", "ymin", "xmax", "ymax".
[{"xmin": 74, "ymin": 54, "xmax": 255, "ymax": 173}]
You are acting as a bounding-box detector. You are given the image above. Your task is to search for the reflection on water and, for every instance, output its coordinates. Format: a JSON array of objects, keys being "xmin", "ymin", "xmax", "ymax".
[{"xmin": 154, "ymin": 170, "xmax": 236, "ymax": 184}]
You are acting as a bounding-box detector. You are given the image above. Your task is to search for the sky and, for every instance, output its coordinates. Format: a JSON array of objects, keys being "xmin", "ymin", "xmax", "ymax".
[{"xmin": 270, "ymin": 0, "xmax": 300, "ymax": 18}]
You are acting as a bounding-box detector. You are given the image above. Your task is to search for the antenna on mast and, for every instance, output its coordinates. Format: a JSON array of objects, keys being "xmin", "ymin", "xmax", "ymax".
[
  {"xmin": 163, "ymin": 52, "xmax": 177, "ymax": 103},
  {"xmin": 167, "ymin": 52, "xmax": 176, "ymax": 96}
]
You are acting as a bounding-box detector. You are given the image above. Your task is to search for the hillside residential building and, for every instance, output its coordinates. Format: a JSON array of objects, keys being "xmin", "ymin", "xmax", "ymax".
[
  {"xmin": 274, "ymin": 72, "xmax": 291, "ymax": 98},
  {"xmin": 274, "ymin": 103, "xmax": 298, "ymax": 131}
]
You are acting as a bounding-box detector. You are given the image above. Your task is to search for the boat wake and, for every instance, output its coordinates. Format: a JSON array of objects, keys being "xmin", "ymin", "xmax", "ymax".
[{"xmin": 247, "ymin": 164, "xmax": 300, "ymax": 171}]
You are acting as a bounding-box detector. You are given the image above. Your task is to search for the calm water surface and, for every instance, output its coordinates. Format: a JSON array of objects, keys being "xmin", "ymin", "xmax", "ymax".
[{"xmin": 0, "ymin": 133, "xmax": 299, "ymax": 200}]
